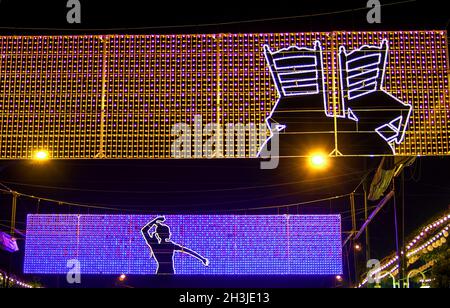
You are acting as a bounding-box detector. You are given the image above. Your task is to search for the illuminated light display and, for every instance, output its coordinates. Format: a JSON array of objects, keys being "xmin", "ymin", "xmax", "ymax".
[
  {"xmin": 261, "ymin": 41, "xmax": 330, "ymax": 156},
  {"xmin": 264, "ymin": 42, "xmax": 325, "ymax": 98},
  {"xmin": 358, "ymin": 213, "xmax": 450, "ymax": 288},
  {"xmin": 24, "ymin": 215, "xmax": 343, "ymax": 275},
  {"xmin": 0, "ymin": 231, "xmax": 19, "ymax": 252},
  {"xmin": 0, "ymin": 31, "xmax": 449, "ymax": 159},
  {"xmin": 141, "ymin": 216, "xmax": 210, "ymax": 275},
  {"xmin": 0, "ymin": 273, "xmax": 34, "ymax": 288},
  {"xmin": 338, "ymin": 40, "xmax": 413, "ymax": 154}
]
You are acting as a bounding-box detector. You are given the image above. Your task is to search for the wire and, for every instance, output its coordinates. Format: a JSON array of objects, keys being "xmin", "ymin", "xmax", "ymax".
[
  {"xmin": 2, "ymin": 180, "xmax": 366, "ymax": 218},
  {"xmin": 0, "ymin": 183, "xmax": 354, "ymax": 214},
  {"xmin": 0, "ymin": 180, "xmax": 353, "ymax": 213},
  {"xmin": 418, "ymin": 183, "xmax": 450, "ymax": 192},
  {"xmin": 412, "ymin": 158, "xmax": 422, "ymax": 183},
  {"xmin": 0, "ymin": 220, "xmax": 26, "ymax": 226},
  {"xmin": 352, "ymin": 168, "xmax": 376, "ymax": 194},
  {"xmin": 0, "ymin": 0, "xmax": 417, "ymax": 31},
  {"xmin": 220, "ymin": 194, "xmax": 351, "ymax": 213},
  {"xmin": 0, "ymin": 167, "xmax": 369, "ymax": 213},
  {"xmin": 0, "ymin": 223, "xmax": 25, "ymax": 235},
  {"xmin": 0, "ymin": 171, "xmax": 366, "ymax": 194},
  {"xmin": 0, "ymin": 183, "xmax": 372, "ymax": 240},
  {"xmin": 0, "ymin": 182, "xmax": 13, "ymax": 193},
  {"xmin": 0, "ymin": 188, "xmax": 141, "ymax": 212}
]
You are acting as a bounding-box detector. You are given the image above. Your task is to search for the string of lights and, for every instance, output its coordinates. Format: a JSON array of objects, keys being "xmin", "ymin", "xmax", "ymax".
[
  {"xmin": 358, "ymin": 212, "xmax": 450, "ymax": 288},
  {"xmin": 0, "ymin": 272, "xmax": 34, "ymax": 289}
]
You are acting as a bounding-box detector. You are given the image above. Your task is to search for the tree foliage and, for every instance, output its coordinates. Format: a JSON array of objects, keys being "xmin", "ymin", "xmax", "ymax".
[{"xmin": 430, "ymin": 247, "xmax": 450, "ymax": 288}]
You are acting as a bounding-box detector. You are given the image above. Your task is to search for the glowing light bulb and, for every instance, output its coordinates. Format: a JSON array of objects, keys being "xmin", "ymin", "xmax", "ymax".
[
  {"xmin": 354, "ymin": 244, "xmax": 363, "ymax": 252},
  {"xmin": 310, "ymin": 153, "xmax": 329, "ymax": 169},
  {"xmin": 34, "ymin": 150, "xmax": 50, "ymax": 161}
]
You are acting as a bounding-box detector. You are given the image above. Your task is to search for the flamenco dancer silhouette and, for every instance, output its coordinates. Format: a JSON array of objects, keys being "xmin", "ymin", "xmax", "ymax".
[{"xmin": 141, "ymin": 216, "xmax": 209, "ymax": 275}]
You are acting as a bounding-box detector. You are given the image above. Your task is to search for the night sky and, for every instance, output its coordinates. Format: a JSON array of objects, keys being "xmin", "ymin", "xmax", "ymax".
[{"xmin": 0, "ymin": 0, "xmax": 449, "ymax": 288}]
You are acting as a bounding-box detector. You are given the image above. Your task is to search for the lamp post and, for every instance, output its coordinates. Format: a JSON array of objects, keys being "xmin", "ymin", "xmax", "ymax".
[
  {"xmin": 33, "ymin": 150, "xmax": 50, "ymax": 162},
  {"xmin": 372, "ymin": 270, "xmax": 398, "ymax": 289},
  {"xmin": 309, "ymin": 153, "xmax": 329, "ymax": 170},
  {"xmin": 406, "ymin": 270, "xmax": 428, "ymax": 289}
]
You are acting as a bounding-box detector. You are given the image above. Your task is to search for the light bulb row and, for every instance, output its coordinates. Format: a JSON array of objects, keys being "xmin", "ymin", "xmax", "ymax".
[
  {"xmin": 407, "ymin": 224, "xmax": 449, "ymax": 258},
  {"xmin": 0, "ymin": 273, "xmax": 34, "ymax": 288},
  {"xmin": 358, "ymin": 265, "xmax": 399, "ymax": 288},
  {"xmin": 359, "ymin": 213, "xmax": 450, "ymax": 288},
  {"xmin": 406, "ymin": 214, "xmax": 450, "ymax": 250}
]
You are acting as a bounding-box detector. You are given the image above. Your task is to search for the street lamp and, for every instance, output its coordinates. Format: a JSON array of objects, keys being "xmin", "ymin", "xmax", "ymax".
[
  {"xmin": 370, "ymin": 271, "xmax": 398, "ymax": 288},
  {"xmin": 116, "ymin": 274, "xmax": 134, "ymax": 288},
  {"xmin": 354, "ymin": 243, "xmax": 363, "ymax": 252},
  {"xmin": 33, "ymin": 150, "xmax": 50, "ymax": 162},
  {"xmin": 309, "ymin": 153, "xmax": 329, "ymax": 170}
]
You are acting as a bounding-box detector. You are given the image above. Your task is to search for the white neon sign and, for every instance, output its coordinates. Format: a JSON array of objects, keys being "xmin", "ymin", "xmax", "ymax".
[{"xmin": 259, "ymin": 41, "xmax": 328, "ymax": 156}]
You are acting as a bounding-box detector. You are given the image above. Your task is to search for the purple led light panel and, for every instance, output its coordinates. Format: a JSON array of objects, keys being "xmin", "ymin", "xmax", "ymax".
[{"xmin": 24, "ymin": 215, "xmax": 342, "ymax": 275}]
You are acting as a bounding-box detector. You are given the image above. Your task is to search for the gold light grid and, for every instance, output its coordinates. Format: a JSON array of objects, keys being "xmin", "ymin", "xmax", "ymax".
[
  {"xmin": 334, "ymin": 31, "xmax": 450, "ymax": 156},
  {"xmin": 0, "ymin": 36, "xmax": 103, "ymax": 159},
  {"xmin": 221, "ymin": 33, "xmax": 335, "ymax": 158},
  {"xmin": 0, "ymin": 31, "xmax": 449, "ymax": 159},
  {"xmin": 105, "ymin": 35, "xmax": 219, "ymax": 159}
]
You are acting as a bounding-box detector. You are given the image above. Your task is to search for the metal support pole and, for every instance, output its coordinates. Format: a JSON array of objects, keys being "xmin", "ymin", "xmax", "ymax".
[
  {"xmin": 400, "ymin": 170, "xmax": 406, "ymax": 287},
  {"xmin": 355, "ymin": 191, "xmax": 394, "ymax": 241},
  {"xmin": 6, "ymin": 193, "xmax": 18, "ymax": 288},
  {"xmin": 215, "ymin": 35, "xmax": 223, "ymax": 158},
  {"xmin": 394, "ymin": 170, "xmax": 406, "ymax": 288},
  {"xmin": 407, "ymin": 270, "xmax": 427, "ymax": 288},
  {"xmin": 330, "ymin": 35, "xmax": 343, "ymax": 157},
  {"xmin": 374, "ymin": 271, "xmax": 397, "ymax": 288},
  {"xmin": 349, "ymin": 193, "xmax": 357, "ymax": 287},
  {"xmin": 350, "ymin": 193, "xmax": 357, "ymax": 234},
  {"xmin": 11, "ymin": 193, "xmax": 17, "ymax": 236},
  {"xmin": 363, "ymin": 185, "xmax": 371, "ymax": 261},
  {"xmin": 96, "ymin": 36, "xmax": 108, "ymax": 159}
]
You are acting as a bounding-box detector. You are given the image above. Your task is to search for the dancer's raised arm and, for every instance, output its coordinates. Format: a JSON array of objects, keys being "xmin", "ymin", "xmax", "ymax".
[{"xmin": 141, "ymin": 216, "xmax": 165, "ymax": 246}]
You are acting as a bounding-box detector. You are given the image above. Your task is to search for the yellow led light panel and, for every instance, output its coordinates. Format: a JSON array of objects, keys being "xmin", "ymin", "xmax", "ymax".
[{"xmin": 0, "ymin": 31, "xmax": 448, "ymax": 159}]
